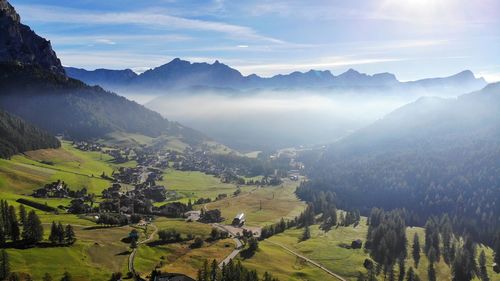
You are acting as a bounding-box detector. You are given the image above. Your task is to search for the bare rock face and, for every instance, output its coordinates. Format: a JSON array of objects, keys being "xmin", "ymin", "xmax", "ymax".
[{"xmin": 0, "ymin": 0, "xmax": 65, "ymax": 76}]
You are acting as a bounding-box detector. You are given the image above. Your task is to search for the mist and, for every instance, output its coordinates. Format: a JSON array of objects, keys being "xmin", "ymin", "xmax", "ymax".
[{"xmin": 124, "ymin": 90, "xmax": 421, "ymax": 151}]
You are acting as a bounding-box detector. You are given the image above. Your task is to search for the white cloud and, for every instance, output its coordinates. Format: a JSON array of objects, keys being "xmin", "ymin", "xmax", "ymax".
[
  {"xmin": 16, "ymin": 4, "xmax": 284, "ymax": 44},
  {"xmin": 95, "ymin": 39, "xmax": 116, "ymax": 45}
]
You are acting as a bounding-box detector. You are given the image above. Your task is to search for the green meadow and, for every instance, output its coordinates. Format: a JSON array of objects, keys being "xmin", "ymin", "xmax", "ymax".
[{"xmin": 206, "ymin": 179, "xmax": 306, "ymax": 226}]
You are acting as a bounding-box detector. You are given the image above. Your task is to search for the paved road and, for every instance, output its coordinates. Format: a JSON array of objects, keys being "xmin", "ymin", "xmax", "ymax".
[
  {"xmin": 264, "ymin": 240, "xmax": 347, "ymax": 281},
  {"xmin": 129, "ymin": 223, "xmax": 158, "ymax": 277},
  {"xmin": 213, "ymin": 223, "xmax": 243, "ymax": 268}
]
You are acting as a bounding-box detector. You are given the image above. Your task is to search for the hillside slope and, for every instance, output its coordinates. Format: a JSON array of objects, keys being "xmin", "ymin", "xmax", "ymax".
[
  {"xmin": 0, "ymin": 109, "xmax": 60, "ymax": 158},
  {"xmin": 305, "ymin": 83, "xmax": 500, "ymax": 244}
]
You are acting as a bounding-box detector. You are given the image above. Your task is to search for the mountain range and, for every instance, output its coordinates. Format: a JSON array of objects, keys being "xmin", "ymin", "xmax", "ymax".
[{"xmin": 65, "ymin": 58, "xmax": 487, "ymax": 96}]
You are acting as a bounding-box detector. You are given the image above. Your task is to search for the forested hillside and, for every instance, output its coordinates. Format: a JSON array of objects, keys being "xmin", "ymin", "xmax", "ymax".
[
  {"xmin": 0, "ymin": 109, "xmax": 60, "ymax": 158},
  {"xmin": 0, "ymin": 63, "xmax": 203, "ymax": 141},
  {"xmin": 303, "ymin": 83, "xmax": 500, "ymax": 245}
]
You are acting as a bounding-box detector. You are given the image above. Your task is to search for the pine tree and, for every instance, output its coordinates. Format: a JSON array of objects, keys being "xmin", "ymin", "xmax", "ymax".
[
  {"xmin": 406, "ymin": 267, "xmax": 415, "ymax": 281},
  {"xmin": 427, "ymin": 263, "xmax": 436, "ymax": 281},
  {"xmin": 330, "ymin": 207, "xmax": 338, "ymax": 226},
  {"xmin": 57, "ymin": 222, "xmax": 64, "ymax": 244},
  {"xmin": 398, "ymin": 257, "xmax": 406, "ymax": 281},
  {"xmin": 49, "ymin": 221, "xmax": 58, "ymax": 244},
  {"xmin": 300, "ymin": 225, "xmax": 311, "ymax": 242},
  {"xmin": 388, "ymin": 265, "xmax": 396, "ymax": 281},
  {"xmin": 65, "ymin": 224, "xmax": 75, "ymax": 244},
  {"xmin": 8, "ymin": 206, "xmax": 19, "ymax": 242},
  {"xmin": 412, "ymin": 233, "xmax": 421, "ymax": 268},
  {"xmin": 0, "ymin": 249, "xmax": 9, "ymax": 280},
  {"xmin": 494, "ymin": 232, "xmax": 500, "ymax": 267},
  {"xmin": 22, "ymin": 210, "xmax": 44, "ymax": 244},
  {"xmin": 210, "ymin": 259, "xmax": 218, "ymax": 281},
  {"xmin": 18, "ymin": 205, "xmax": 26, "ymax": 225},
  {"xmin": 478, "ymin": 250, "xmax": 490, "ymax": 281},
  {"xmin": 0, "ymin": 226, "xmax": 4, "ymax": 246},
  {"xmin": 202, "ymin": 259, "xmax": 209, "ymax": 281}
]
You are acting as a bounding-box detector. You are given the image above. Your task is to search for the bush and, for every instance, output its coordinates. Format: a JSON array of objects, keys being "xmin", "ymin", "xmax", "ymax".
[{"xmin": 191, "ymin": 237, "xmax": 204, "ymax": 249}]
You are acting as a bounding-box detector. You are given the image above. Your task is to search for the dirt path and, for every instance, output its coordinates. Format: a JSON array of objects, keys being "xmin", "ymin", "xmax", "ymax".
[
  {"xmin": 264, "ymin": 240, "xmax": 347, "ymax": 281},
  {"xmin": 129, "ymin": 223, "xmax": 158, "ymax": 277}
]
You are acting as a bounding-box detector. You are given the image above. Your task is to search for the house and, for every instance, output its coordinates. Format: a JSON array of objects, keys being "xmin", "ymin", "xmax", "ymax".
[{"xmin": 232, "ymin": 213, "xmax": 245, "ymax": 227}]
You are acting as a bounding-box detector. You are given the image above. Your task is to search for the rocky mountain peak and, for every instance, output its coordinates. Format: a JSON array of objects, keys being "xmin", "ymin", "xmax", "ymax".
[{"xmin": 0, "ymin": 0, "xmax": 65, "ymax": 76}]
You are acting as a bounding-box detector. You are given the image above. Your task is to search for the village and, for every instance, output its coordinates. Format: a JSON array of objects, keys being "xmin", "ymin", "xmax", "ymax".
[{"xmin": 33, "ymin": 141, "xmax": 305, "ymax": 229}]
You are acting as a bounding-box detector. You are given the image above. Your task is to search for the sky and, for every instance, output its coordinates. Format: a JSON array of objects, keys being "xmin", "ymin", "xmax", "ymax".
[{"xmin": 11, "ymin": 0, "xmax": 500, "ymax": 82}]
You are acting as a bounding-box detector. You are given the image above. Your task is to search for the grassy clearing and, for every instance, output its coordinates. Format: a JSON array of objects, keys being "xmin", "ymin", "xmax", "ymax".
[
  {"xmin": 206, "ymin": 179, "xmax": 306, "ymax": 226},
  {"xmin": 7, "ymin": 225, "xmax": 134, "ymax": 281},
  {"xmin": 238, "ymin": 241, "xmax": 335, "ymax": 281},
  {"xmin": 267, "ymin": 219, "xmax": 370, "ymax": 280},
  {"xmin": 135, "ymin": 218, "xmax": 233, "ymax": 278},
  {"xmin": 159, "ymin": 169, "xmax": 238, "ymax": 202},
  {"xmin": 135, "ymin": 238, "xmax": 234, "ymax": 279},
  {"xmin": 153, "ymin": 218, "xmax": 213, "ymax": 238}
]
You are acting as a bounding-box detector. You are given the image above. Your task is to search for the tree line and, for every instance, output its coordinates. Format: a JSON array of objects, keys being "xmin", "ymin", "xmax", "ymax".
[
  {"xmin": 192, "ymin": 259, "xmax": 279, "ymax": 281},
  {"xmin": 0, "ymin": 200, "xmax": 76, "ymax": 248}
]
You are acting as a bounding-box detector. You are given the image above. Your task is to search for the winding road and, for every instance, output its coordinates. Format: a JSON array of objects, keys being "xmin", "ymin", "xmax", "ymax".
[
  {"xmin": 129, "ymin": 223, "xmax": 158, "ymax": 277},
  {"xmin": 264, "ymin": 240, "xmax": 347, "ymax": 281},
  {"xmin": 212, "ymin": 223, "xmax": 244, "ymax": 268}
]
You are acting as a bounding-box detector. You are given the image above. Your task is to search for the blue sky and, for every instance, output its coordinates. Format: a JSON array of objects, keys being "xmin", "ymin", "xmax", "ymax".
[{"xmin": 11, "ymin": 0, "xmax": 500, "ymax": 81}]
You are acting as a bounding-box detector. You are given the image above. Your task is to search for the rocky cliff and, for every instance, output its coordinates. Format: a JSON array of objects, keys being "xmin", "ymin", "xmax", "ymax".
[{"xmin": 0, "ymin": 0, "xmax": 65, "ymax": 76}]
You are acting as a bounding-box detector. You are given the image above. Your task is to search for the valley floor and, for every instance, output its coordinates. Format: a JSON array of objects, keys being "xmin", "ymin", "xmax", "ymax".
[{"xmin": 0, "ymin": 142, "xmax": 497, "ymax": 281}]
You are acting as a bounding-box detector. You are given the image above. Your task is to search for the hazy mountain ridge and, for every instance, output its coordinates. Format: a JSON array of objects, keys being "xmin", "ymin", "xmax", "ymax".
[
  {"xmin": 0, "ymin": 0, "xmax": 65, "ymax": 75},
  {"xmin": 329, "ymin": 81, "xmax": 500, "ymax": 155},
  {"xmin": 306, "ymin": 82, "xmax": 500, "ymax": 243},
  {"xmin": 65, "ymin": 58, "xmax": 486, "ymax": 96}
]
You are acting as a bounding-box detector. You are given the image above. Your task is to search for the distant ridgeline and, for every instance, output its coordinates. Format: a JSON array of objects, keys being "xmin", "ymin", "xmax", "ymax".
[
  {"xmin": 0, "ymin": 0, "xmax": 205, "ymax": 145},
  {"xmin": 300, "ymin": 82, "xmax": 500, "ymax": 245},
  {"xmin": 0, "ymin": 109, "xmax": 60, "ymax": 158},
  {"xmin": 66, "ymin": 58, "xmax": 487, "ymax": 96}
]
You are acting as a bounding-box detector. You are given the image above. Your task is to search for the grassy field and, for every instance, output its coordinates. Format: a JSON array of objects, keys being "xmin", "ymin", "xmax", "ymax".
[
  {"xmin": 159, "ymin": 169, "xmax": 239, "ymax": 202},
  {"xmin": 135, "ymin": 238, "xmax": 234, "ymax": 279},
  {"xmin": 206, "ymin": 179, "xmax": 306, "ymax": 226},
  {"xmin": 134, "ymin": 218, "xmax": 233, "ymax": 278},
  {"xmin": 238, "ymin": 241, "xmax": 336, "ymax": 281},
  {"xmin": 261, "ymin": 218, "xmax": 498, "ymax": 281},
  {"xmin": 7, "ymin": 224, "xmax": 135, "ymax": 281},
  {"xmin": 0, "ymin": 142, "xmax": 139, "ymax": 279}
]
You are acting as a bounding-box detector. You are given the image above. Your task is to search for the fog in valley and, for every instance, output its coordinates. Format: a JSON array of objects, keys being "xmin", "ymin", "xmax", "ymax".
[{"xmin": 122, "ymin": 89, "xmax": 446, "ymax": 151}]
